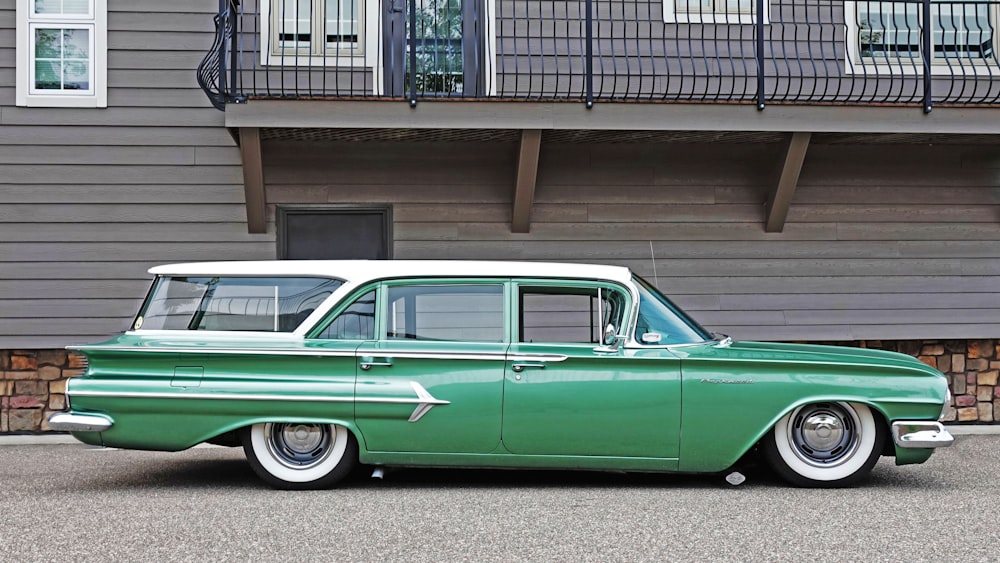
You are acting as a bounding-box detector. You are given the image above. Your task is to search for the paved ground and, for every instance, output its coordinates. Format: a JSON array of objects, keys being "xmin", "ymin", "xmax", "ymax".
[{"xmin": 1, "ymin": 437, "xmax": 997, "ymax": 562}]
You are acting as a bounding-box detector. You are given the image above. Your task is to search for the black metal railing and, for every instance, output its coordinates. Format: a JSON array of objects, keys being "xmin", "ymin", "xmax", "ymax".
[
  {"xmin": 197, "ymin": 0, "xmax": 238, "ymax": 110},
  {"xmin": 201, "ymin": 0, "xmax": 1000, "ymax": 110}
]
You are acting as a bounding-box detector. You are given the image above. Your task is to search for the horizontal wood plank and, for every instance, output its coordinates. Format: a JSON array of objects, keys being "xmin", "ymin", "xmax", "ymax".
[
  {"xmin": 0, "ymin": 242, "xmax": 275, "ymax": 263},
  {"xmin": 0, "ymin": 185, "xmax": 249, "ymax": 205},
  {"xmin": 0, "ymin": 126, "xmax": 236, "ymax": 146},
  {"xmin": 0, "ymin": 204, "xmax": 250, "ymax": 223},
  {"xmin": 0, "ymin": 165, "xmax": 243, "ymax": 185},
  {"xmin": 719, "ymin": 292, "xmax": 1000, "ymax": 311},
  {"xmin": 0, "ymin": 223, "xmax": 273, "ymax": 242}
]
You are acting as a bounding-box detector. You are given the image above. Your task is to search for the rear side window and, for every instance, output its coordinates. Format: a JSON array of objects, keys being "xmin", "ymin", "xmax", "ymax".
[
  {"xmin": 386, "ymin": 284, "xmax": 504, "ymax": 342},
  {"xmin": 135, "ymin": 276, "xmax": 343, "ymax": 332}
]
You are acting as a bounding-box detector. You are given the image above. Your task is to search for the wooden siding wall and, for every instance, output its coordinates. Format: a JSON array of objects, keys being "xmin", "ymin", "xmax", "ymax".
[
  {"xmin": 0, "ymin": 2, "xmax": 275, "ymax": 348},
  {"xmin": 265, "ymin": 139, "xmax": 1000, "ymax": 342}
]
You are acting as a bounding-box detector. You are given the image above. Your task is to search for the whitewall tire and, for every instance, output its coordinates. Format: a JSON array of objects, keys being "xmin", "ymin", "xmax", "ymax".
[
  {"xmin": 763, "ymin": 402, "xmax": 884, "ymax": 488},
  {"xmin": 242, "ymin": 422, "xmax": 357, "ymax": 490}
]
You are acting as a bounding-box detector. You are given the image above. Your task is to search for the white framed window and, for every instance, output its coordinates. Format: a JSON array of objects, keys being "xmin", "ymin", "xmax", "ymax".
[
  {"xmin": 847, "ymin": 1, "xmax": 998, "ymax": 74},
  {"xmin": 16, "ymin": 0, "xmax": 107, "ymax": 107},
  {"xmin": 663, "ymin": 0, "xmax": 769, "ymax": 24},
  {"xmin": 261, "ymin": 0, "xmax": 378, "ymax": 67}
]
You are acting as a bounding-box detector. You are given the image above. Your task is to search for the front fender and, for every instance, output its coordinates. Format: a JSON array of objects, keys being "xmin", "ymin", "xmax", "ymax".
[{"xmin": 676, "ymin": 351, "xmax": 949, "ymax": 472}]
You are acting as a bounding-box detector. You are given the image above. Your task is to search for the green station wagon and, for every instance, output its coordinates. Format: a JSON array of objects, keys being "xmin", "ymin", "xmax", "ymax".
[{"xmin": 50, "ymin": 260, "xmax": 954, "ymax": 489}]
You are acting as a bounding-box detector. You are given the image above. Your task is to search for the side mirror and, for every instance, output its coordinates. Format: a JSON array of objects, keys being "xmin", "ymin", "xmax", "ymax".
[
  {"xmin": 595, "ymin": 323, "xmax": 621, "ymax": 353},
  {"xmin": 603, "ymin": 323, "xmax": 617, "ymax": 346}
]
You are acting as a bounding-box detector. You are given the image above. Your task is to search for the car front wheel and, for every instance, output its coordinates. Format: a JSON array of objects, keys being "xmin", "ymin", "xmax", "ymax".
[
  {"xmin": 242, "ymin": 422, "xmax": 357, "ymax": 490},
  {"xmin": 763, "ymin": 401, "xmax": 884, "ymax": 488}
]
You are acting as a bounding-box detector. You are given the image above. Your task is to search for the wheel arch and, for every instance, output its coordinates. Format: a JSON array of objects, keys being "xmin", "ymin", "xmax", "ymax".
[{"xmin": 714, "ymin": 396, "xmax": 897, "ymax": 473}]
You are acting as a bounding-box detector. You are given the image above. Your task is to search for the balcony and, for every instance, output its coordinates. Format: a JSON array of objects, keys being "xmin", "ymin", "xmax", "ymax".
[{"xmin": 199, "ymin": 0, "xmax": 1000, "ymax": 111}]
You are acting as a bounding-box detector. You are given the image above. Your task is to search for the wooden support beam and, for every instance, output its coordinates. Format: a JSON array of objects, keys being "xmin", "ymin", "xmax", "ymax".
[
  {"xmin": 238, "ymin": 127, "xmax": 267, "ymax": 234},
  {"xmin": 512, "ymin": 129, "xmax": 543, "ymax": 233},
  {"xmin": 765, "ymin": 132, "xmax": 811, "ymax": 233}
]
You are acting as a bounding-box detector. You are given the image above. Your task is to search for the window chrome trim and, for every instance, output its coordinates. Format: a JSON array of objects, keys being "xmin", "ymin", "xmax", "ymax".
[
  {"xmin": 66, "ymin": 346, "xmax": 567, "ymax": 363},
  {"xmin": 67, "ymin": 345, "xmax": 357, "ymax": 357}
]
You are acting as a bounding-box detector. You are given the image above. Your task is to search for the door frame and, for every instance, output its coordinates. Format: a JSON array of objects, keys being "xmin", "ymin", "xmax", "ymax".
[{"xmin": 380, "ymin": 0, "xmax": 495, "ymax": 97}]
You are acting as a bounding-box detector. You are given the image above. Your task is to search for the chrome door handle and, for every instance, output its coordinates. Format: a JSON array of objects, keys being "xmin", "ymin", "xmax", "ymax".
[
  {"xmin": 512, "ymin": 363, "xmax": 546, "ymax": 372},
  {"xmin": 360, "ymin": 357, "xmax": 393, "ymax": 370}
]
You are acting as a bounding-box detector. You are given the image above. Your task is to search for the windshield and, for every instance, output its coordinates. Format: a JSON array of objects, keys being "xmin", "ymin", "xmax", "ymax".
[
  {"xmin": 633, "ymin": 275, "xmax": 714, "ymax": 345},
  {"xmin": 134, "ymin": 276, "xmax": 344, "ymax": 332}
]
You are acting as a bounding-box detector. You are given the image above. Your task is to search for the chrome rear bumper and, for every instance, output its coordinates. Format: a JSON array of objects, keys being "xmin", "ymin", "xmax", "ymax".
[
  {"xmin": 48, "ymin": 412, "xmax": 113, "ymax": 432},
  {"xmin": 892, "ymin": 421, "xmax": 955, "ymax": 449}
]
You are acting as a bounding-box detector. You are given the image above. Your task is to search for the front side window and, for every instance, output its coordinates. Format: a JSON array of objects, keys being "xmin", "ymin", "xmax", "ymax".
[
  {"xmin": 633, "ymin": 276, "xmax": 713, "ymax": 345},
  {"xmin": 855, "ymin": 1, "xmax": 997, "ymax": 64},
  {"xmin": 16, "ymin": 0, "xmax": 107, "ymax": 107},
  {"xmin": 135, "ymin": 276, "xmax": 343, "ymax": 332},
  {"xmin": 268, "ymin": 0, "xmax": 361, "ymax": 57},
  {"xmin": 519, "ymin": 286, "xmax": 628, "ymax": 344},
  {"xmin": 386, "ymin": 284, "xmax": 504, "ymax": 342},
  {"xmin": 664, "ymin": 0, "xmax": 763, "ymax": 23}
]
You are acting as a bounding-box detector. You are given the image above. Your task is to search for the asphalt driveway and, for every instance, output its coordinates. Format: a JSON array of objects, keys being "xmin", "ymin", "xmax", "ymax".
[{"xmin": 1, "ymin": 436, "xmax": 997, "ymax": 561}]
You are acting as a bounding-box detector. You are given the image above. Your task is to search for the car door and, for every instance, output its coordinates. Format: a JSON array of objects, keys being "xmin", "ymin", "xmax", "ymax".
[
  {"xmin": 354, "ymin": 280, "xmax": 508, "ymax": 454},
  {"xmin": 501, "ymin": 280, "xmax": 682, "ymax": 460}
]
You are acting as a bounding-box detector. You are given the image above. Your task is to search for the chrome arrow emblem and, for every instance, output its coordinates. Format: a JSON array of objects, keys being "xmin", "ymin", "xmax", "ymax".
[{"xmin": 407, "ymin": 381, "xmax": 449, "ymax": 423}]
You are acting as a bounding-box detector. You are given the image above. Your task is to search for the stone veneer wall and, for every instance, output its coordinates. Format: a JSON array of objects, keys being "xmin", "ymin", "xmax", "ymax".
[
  {"xmin": 1, "ymin": 350, "xmax": 86, "ymax": 432},
  {"xmin": 1, "ymin": 339, "xmax": 997, "ymax": 432}
]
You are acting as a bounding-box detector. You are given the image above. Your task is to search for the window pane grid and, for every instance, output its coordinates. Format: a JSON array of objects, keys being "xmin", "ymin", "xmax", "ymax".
[
  {"xmin": 32, "ymin": 26, "xmax": 91, "ymax": 92},
  {"xmin": 33, "ymin": 0, "xmax": 92, "ymax": 17},
  {"xmin": 272, "ymin": 0, "xmax": 361, "ymax": 56},
  {"xmin": 276, "ymin": 0, "xmax": 312, "ymax": 49},
  {"xmin": 325, "ymin": 0, "xmax": 358, "ymax": 44},
  {"xmin": 859, "ymin": 1, "xmax": 996, "ymax": 61},
  {"xmin": 675, "ymin": 0, "xmax": 753, "ymax": 15}
]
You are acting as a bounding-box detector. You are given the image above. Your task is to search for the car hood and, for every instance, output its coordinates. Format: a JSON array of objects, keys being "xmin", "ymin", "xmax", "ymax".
[{"xmin": 681, "ymin": 340, "xmax": 944, "ymax": 377}]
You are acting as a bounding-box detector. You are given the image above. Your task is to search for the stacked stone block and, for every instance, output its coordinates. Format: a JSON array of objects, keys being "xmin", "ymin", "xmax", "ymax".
[{"xmin": 0, "ymin": 350, "xmax": 85, "ymax": 433}]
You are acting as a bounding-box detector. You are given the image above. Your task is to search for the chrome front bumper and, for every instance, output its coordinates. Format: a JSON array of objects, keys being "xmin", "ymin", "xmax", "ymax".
[
  {"xmin": 891, "ymin": 421, "xmax": 955, "ymax": 449},
  {"xmin": 48, "ymin": 412, "xmax": 113, "ymax": 432}
]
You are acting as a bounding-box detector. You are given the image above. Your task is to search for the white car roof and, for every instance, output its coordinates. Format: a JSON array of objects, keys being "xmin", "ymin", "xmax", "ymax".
[{"xmin": 148, "ymin": 260, "xmax": 635, "ymax": 286}]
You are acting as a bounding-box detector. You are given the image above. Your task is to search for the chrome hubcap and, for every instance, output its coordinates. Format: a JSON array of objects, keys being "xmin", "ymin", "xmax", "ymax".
[
  {"xmin": 787, "ymin": 403, "xmax": 861, "ymax": 467},
  {"xmin": 801, "ymin": 413, "xmax": 844, "ymax": 451},
  {"xmin": 265, "ymin": 423, "xmax": 334, "ymax": 470}
]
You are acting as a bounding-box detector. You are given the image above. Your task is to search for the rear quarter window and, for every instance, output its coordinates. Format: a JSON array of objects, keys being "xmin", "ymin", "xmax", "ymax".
[{"xmin": 136, "ymin": 276, "xmax": 344, "ymax": 332}]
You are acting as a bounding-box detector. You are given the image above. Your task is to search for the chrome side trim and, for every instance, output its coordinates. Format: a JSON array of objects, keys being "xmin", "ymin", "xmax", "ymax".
[
  {"xmin": 67, "ymin": 381, "xmax": 450, "ymax": 425},
  {"xmin": 892, "ymin": 421, "xmax": 955, "ymax": 449},
  {"xmin": 68, "ymin": 389, "xmax": 449, "ymax": 405},
  {"xmin": 66, "ymin": 346, "xmax": 525, "ymax": 362},
  {"xmin": 48, "ymin": 412, "xmax": 114, "ymax": 432}
]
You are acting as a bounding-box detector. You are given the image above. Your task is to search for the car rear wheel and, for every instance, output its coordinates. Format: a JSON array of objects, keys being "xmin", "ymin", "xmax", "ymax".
[
  {"xmin": 241, "ymin": 422, "xmax": 357, "ymax": 490},
  {"xmin": 763, "ymin": 401, "xmax": 884, "ymax": 488}
]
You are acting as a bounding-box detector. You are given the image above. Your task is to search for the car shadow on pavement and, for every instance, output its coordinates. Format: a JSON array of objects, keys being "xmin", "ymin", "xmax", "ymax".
[{"xmin": 69, "ymin": 450, "xmax": 952, "ymax": 492}]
